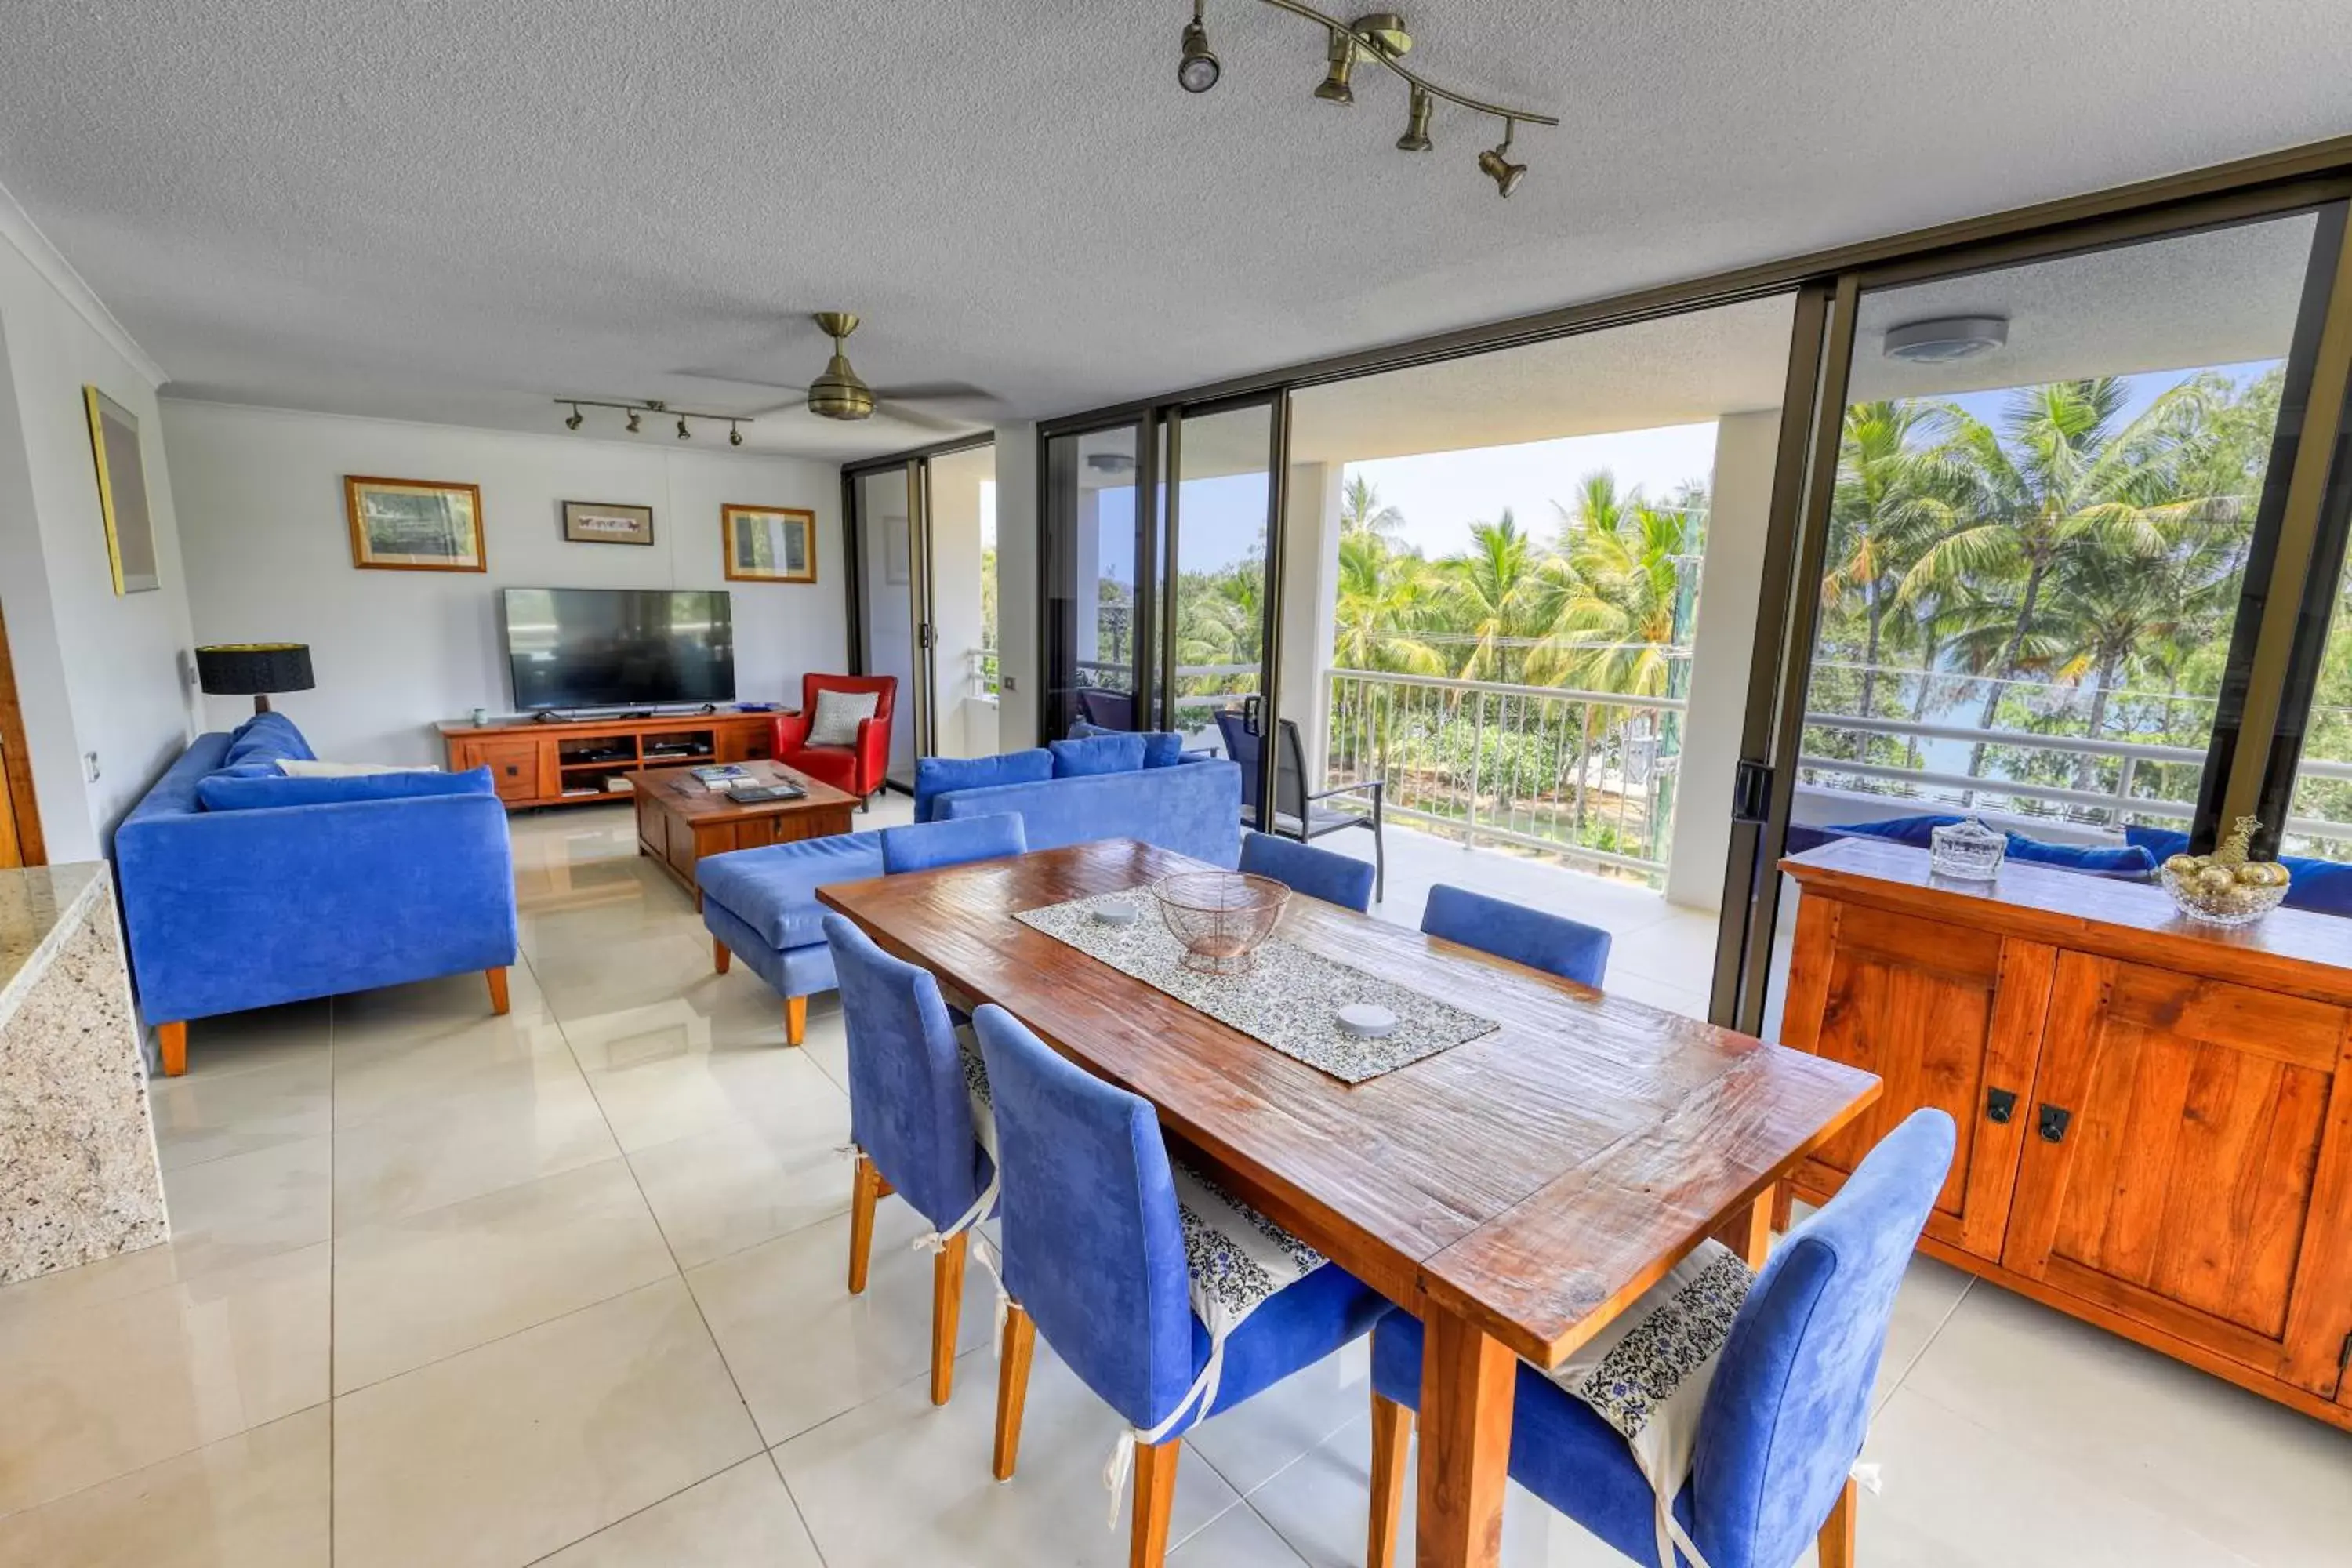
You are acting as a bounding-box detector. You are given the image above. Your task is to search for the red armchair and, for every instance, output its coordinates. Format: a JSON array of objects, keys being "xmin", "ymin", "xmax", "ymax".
[{"xmin": 772, "ymin": 673, "xmax": 896, "ymax": 806}]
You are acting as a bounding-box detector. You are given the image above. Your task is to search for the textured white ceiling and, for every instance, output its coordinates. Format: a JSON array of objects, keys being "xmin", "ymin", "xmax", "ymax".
[{"xmin": 2, "ymin": 1, "xmax": 2347, "ymax": 460}]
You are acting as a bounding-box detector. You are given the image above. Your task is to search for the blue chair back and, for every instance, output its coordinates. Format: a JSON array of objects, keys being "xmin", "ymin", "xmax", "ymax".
[
  {"xmin": 822, "ymin": 913, "xmax": 986, "ymax": 1232},
  {"xmin": 1240, "ymin": 830, "xmax": 1374, "ymax": 913},
  {"xmin": 880, "ymin": 812, "xmax": 1026, "ymax": 874},
  {"xmin": 971, "ymin": 1004, "xmax": 1196, "ymax": 1432},
  {"xmin": 1692, "ymin": 1109, "xmax": 1957, "ymax": 1567},
  {"xmin": 1420, "ymin": 883, "xmax": 1611, "ymax": 989}
]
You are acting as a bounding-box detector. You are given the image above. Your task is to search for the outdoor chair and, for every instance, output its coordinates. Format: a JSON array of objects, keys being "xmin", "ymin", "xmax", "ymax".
[{"xmin": 1214, "ymin": 702, "xmax": 1385, "ymax": 902}]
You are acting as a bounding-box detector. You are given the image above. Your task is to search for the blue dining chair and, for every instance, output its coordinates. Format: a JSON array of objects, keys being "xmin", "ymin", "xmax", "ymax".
[
  {"xmin": 1420, "ymin": 882, "xmax": 1611, "ymax": 989},
  {"xmin": 1363, "ymin": 1109, "xmax": 1957, "ymax": 1568},
  {"xmin": 973, "ymin": 1003, "xmax": 1388, "ymax": 1567},
  {"xmin": 822, "ymin": 913, "xmax": 995, "ymax": 1406},
  {"xmin": 1240, "ymin": 829, "xmax": 1376, "ymax": 913},
  {"xmin": 880, "ymin": 811, "xmax": 1027, "ymax": 874}
]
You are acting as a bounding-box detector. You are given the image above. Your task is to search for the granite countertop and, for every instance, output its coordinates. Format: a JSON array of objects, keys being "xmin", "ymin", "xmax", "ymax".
[{"xmin": 0, "ymin": 862, "xmax": 108, "ymax": 1029}]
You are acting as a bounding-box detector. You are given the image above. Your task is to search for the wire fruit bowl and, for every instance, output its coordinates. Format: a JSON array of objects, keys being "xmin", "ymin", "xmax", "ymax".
[{"xmin": 1152, "ymin": 872, "xmax": 1290, "ymax": 975}]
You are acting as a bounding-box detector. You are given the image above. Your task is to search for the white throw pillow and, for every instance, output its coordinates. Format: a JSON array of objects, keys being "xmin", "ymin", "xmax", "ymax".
[
  {"xmin": 278, "ymin": 759, "xmax": 443, "ymax": 778},
  {"xmin": 806, "ymin": 688, "xmax": 880, "ymax": 747}
]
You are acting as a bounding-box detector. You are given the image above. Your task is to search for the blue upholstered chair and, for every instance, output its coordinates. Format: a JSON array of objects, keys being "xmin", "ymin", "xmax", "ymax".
[
  {"xmin": 972, "ymin": 1004, "xmax": 1388, "ymax": 1566},
  {"xmin": 880, "ymin": 811, "xmax": 1026, "ymax": 874},
  {"xmin": 1364, "ymin": 1109, "xmax": 1957, "ymax": 1568},
  {"xmin": 822, "ymin": 913, "xmax": 995, "ymax": 1406},
  {"xmin": 1420, "ymin": 883, "xmax": 1612, "ymax": 989},
  {"xmin": 1240, "ymin": 829, "xmax": 1376, "ymax": 913}
]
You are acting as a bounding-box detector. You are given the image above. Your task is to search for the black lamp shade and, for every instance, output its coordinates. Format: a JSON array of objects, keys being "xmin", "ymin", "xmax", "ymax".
[{"xmin": 196, "ymin": 643, "xmax": 315, "ymax": 699}]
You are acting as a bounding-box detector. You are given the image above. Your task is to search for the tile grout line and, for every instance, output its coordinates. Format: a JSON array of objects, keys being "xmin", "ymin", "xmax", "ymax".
[
  {"xmin": 327, "ymin": 994, "xmax": 339, "ymax": 1568},
  {"xmin": 1875, "ymin": 1274, "xmax": 1976, "ymax": 1414}
]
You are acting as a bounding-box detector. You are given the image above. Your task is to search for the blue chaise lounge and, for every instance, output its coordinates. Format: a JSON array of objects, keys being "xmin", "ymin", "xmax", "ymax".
[
  {"xmin": 114, "ymin": 713, "xmax": 521, "ymax": 1076},
  {"xmin": 699, "ymin": 734, "xmax": 1240, "ymax": 1042}
]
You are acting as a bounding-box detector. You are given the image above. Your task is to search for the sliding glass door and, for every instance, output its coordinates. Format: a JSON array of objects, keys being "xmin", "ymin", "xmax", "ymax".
[
  {"xmin": 1166, "ymin": 400, "xmax": 1281, "ymax": 776},
  {"xmin": 1043, "ymin": 423, "xmax": 1153, "ymax": 737},
  {"xmin": 1715, "ymin": 199, "xmax": 2352, "ymax": 1030},
  {"xmin": 845, "ymin": 439, "xmax": 998, "ymax": 789}
]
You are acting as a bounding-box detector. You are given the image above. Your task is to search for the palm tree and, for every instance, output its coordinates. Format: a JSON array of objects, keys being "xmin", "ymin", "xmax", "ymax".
[
  {"xmin": 1900, "ymin": 376, "xmax": 2230, "ymax": 779},
  {"xmin": 1441, "ymin": 510, "xmax": 1545, "ymax": 684},
  {"xmin": 1341, "ymin": 474, "xmax": 1406, "ymax": 539},
  {"xmin": 1820, "ymin": 401, "xmax": 1966, "ymax": 741},
  {"xmin": 1332, "ymin": 533, "xmax": 1443, "ymax": 676}
]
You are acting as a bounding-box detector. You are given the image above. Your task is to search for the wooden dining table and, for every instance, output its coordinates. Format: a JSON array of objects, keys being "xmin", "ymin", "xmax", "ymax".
[{"xmin": 818, "ymin": 838, "xmax": 1880, "ymax": 1566}]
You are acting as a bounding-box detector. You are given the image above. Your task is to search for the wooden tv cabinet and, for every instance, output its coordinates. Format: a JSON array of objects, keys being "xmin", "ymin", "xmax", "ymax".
[
  {"xmin": 1779, "ymin": 837, "xmax": 2352, "ymax": 1432},
  {"xmin": 437, "ymin": 711, "xmax": 782, "ymax": 810}
]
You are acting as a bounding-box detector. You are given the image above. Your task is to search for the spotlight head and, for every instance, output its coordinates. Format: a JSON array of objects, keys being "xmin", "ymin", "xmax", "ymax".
[
  {"xmin": 676, "ymin": 416, "xmax": 691, "ymax": 441},
  {"xmin": 1314, "ymin": 32, "xmax": 1356, "ymax": 104},
  {"xmin": 1478, "ymin": 138, "xmax": 1525, "ymax": 198},
  {"xmin": 625, "ymin": 408, "xmax": 641, "ymax": 433},
  {"xmin": 729, "ymin": 423, "xmax": 743, "ymax": 447},
  {"xmin": 1178, "ymin": 11, "xmax": 1219, "ymax": 93},
  {"xmin": 1396, "ymin": 85, "xmax": 1433, "ymax": 151},
  {"xmin": 564, "ymin": 403, "xmax": 584, "ymax": 431}
]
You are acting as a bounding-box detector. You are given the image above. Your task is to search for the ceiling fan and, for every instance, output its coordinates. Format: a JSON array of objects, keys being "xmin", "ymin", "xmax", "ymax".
[{"xmin": 676, "ymin": 313, "xmax": 996, "ymax": 434}]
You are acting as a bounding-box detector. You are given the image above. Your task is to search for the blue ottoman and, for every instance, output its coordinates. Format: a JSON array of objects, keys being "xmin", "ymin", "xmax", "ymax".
[{"xmin": 699, "ymin": 830, "xmax": 886, "ymax": 1044}]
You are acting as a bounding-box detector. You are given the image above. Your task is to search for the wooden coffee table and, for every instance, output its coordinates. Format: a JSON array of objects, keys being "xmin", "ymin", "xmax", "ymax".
[{"xmin": 630, "ymin": 760, "xmax": 859, "ymax": 901}]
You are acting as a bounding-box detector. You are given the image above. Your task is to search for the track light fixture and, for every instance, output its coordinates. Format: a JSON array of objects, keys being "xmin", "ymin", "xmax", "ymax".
[
  {"xmin": 1396, "ymin": 85, "xmax": 1432, "ymax": 151},
  {"xmin": 1178, "ymin": 0, "xmax": 1220, "ymax": 91},
  {"xmin": 1478, "ymin": 121, "xmax": 1525, "ymax": 198},
  {"xmin": 1180, "ymin": 4, "xmax": 1554, "ymax": 196},
  {"xmin": 550, "ymin": 398, "xmax": 753, "ymax": 442},
  {"xmin": 1314, "ymin": 27, "xmax": 1356, "ymax": 103}
]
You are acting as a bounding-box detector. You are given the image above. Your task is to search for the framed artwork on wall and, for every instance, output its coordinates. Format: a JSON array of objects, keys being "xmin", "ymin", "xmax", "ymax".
[
  {"xmin": 346, "ymin": 476, "xmax": 487, "ymax": 572},
  {"xmin": 722, "ymin": 504, "xmax": 817, "ymax": 583},
  {"xmin": 84, "ymin": 387, "xmax": 159, "ymax": 595},
  {"xmin": 562, "ymin": 501, "xmax": 655, "ymax": 546}
]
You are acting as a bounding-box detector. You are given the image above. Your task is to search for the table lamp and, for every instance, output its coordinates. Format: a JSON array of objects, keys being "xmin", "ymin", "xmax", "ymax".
[{"xmin": 195, "ymin": 643, "xmax": 315, "ymax": 715}]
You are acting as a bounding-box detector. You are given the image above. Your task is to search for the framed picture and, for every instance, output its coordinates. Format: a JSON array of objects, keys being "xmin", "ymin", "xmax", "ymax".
[
  {"xmin": 722, "ymin": 505, "xmax": 817, "ymax": 583},
  {"xmin": 346, "ymin": 476, "xmax": 487, "ymax": 572},
  {"xmin": 562, "ymin": 500, "xmax": 655, "ymax": 546},
  {"xmin": 84, "ymin": 387, "xmax": 159, "ymax": 595}
]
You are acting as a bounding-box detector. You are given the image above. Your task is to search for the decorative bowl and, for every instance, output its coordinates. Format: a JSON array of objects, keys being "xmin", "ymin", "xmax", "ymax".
[
  {"xmin": 2159, "ymin": 858, "xmax": 2289, "ymax": 927},
  {"xmin": 1152, "ymin": 871, "xmax": 1290, "ymax": 975},
  {"xmin": 2158, "ymin": 814, "xmax": 2291, "ymax": 927}
]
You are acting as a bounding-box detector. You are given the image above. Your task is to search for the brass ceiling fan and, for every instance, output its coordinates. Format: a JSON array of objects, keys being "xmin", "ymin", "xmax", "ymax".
[{"xmin": 677, "ymin": 313, "xmax": 996, "ymax": 434}]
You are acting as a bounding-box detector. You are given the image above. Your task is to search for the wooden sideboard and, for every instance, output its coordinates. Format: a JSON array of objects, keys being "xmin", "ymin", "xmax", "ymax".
[
  {"xmin": 1779, "ymin": 837, "xmax": 2352, "ymax": 1431},
  {"xmin": 437, "ymin": 711, "xmax": 780, "ymax": 810}
]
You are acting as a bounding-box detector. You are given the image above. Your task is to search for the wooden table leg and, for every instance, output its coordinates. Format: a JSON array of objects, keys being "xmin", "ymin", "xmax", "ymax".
[
  {"xmin": 1711, "ymin": 1188, "xmax": 1775, "ymax": 1270},
  {"xmin": 1416, "ymin": 1306, "xmax": 1513, "ymax": 1568}
]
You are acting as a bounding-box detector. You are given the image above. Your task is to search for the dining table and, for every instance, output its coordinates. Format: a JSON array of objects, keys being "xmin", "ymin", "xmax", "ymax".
[{"xmin": 818, "ymin": 837, "xmax": 1881, "ymax": 1567}]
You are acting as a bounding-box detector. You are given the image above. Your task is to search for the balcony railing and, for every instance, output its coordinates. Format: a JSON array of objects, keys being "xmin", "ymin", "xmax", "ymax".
[{"xmin": 1322, "ymin": 668, "xmax": 1686, "ymax": 882}]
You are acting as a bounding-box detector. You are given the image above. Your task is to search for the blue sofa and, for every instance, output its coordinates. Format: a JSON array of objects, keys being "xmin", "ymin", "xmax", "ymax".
[
  {"xmin": 699, "ymin": 737, "xmax": 1242, "ymax": 1042},
  {"xmin": 114, "ymin": 714, "xmax": 520, "ymax": 1076}
]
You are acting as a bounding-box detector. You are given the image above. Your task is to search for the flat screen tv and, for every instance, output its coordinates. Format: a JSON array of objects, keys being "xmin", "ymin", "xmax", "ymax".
[{"xmin": 502, "ymin": 587, "xmax": 735, "ymax": 711}]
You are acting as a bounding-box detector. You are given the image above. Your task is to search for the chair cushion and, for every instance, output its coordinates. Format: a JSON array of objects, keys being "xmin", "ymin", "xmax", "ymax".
[
  {"xmin": 1374, "ymin": 1312, "xmax": 1688, "ymax": 1565},
  {"xmin": 914, "ymin": 749, "xmax": 1054, "ymax": 822},
  {"xmin": 1140, "ymin": 731, "xmax": 1187, "ymax": 768},
  {"xmin": 1834, "ymin": 814, "xmax": 2154, "ymax": 878},
  {"xmin": 696, "ymin": 831, "xmax": 887, "ymax": 950},
  {"xmin": 807, "ymin": 688, "xmax": 880, "ymax": 747},
  {"xmin": 1051, "ymin": 732, "xmax": 1148, "ymax": 777},
  {"xmin": 220, "ymin": 711, "xmax": 316, "ymax": 770},
  {"xmin": 197, "ymin": 766, "xmax": 494, "ymax": 812}
]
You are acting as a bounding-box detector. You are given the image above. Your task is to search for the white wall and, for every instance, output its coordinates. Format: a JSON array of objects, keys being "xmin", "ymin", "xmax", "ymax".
[
  {"xmin": 1278, "ymin": 462, "xmax": 1343, "ymax": 789},
  {"xmin": 0, "ymin": 212, "xmax": 197, "ymax": 861},
  {"xmin": 1665, "ymin": 408, "xmax": 1783, "ymax": 910},
  {"xmin": 992, "ymin": 422, "xmax": 1039, "ymax": 752},
  {"xmin": 162, "ymin": 401, "xmax": 845, "ymax": 766}
]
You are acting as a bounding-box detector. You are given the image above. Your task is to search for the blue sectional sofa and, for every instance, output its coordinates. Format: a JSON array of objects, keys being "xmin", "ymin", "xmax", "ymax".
[
  {"xmin": 699, "ymin": 735, "xmax": 1240, "ymax": 1041},
  {"xmin": 114, "ymin": 713, "xmax": 520, "ymax": 1076}
]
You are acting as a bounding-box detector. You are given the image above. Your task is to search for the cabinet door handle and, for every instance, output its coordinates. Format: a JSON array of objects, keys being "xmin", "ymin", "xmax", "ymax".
[
  {"xmin": 2037, "ymin": 1104, "xmax": 2072, "ymax": 1144},
  {"xmin": 1985, "ymin": 1087, "xmax": 2017, "ymax": 1125}
]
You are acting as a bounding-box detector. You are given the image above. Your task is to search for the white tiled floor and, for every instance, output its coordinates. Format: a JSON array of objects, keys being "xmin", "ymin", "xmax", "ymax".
[{"xmin": 2, "ymin": 798, "xmax": 2347, "ymax": 1565}]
